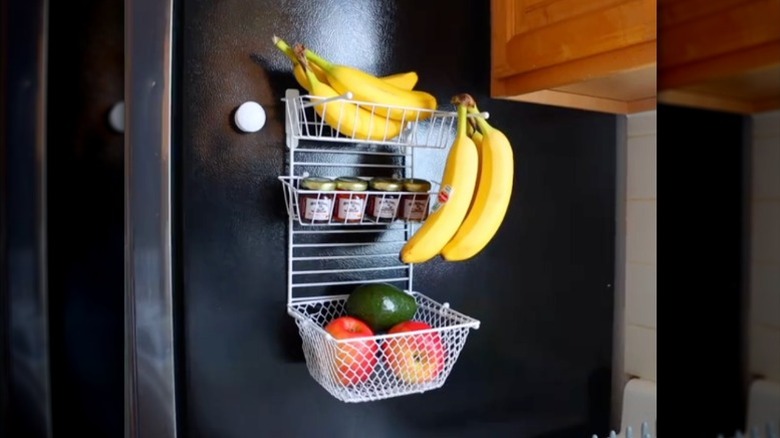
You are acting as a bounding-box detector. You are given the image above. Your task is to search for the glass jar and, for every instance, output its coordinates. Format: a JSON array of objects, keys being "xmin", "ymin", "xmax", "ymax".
[
  {"xmin": 365, "ymin": 177, "xmax": 403, "ymax": 223},
  {"xmin": 298, "ymin": 177, "xmax": 337, "ymax": 224},
  {"xmin": 332, "ymin": 177, "xmax": 369, "ymax": 223},
  {"xmin": 400, "ymin": 178, "xmax": 432, "ymax": 222}
]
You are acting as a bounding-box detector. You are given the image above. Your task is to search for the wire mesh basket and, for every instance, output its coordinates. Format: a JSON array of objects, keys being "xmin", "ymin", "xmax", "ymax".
[
  {"xmin": 284, "ymin": 90, "xmax": 458, "ymax": 149},
  {"xmin": 279, "ymin": 175, "xmax": 439, "ymax": 226},
  {"xmin": 288, "ymin": 292, "xmax": 480, "ymax": 403}
]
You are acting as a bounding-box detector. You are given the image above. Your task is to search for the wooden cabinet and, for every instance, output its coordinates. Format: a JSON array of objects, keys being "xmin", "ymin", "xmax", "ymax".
[
  {"xmin": 491, "ymin": 0, "xmax": 657, "ymax": 114},
  {"xmin": 658, "ymin": 0, "xmax": 780, "ymax": 114}
]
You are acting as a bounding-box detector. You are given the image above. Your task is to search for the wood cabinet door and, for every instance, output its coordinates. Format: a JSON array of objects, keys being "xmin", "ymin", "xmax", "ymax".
[{"xmin": 492, "ymin": 0, "xmax": 657, "ymax": 94}]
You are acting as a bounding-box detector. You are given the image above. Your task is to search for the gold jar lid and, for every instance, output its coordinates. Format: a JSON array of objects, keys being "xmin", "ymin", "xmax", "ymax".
[
  {"xmin": 300, "ymin": 177, "xmax": 336, "ymax": 191},
  {"xmin": 402, "ymin": 178, "xmax": 432, "ymax": 192},
  {"xmin": 335, "ymin": 177, "xmax": 368, "ymax": 191},
  {"xmin": 369, "ymin": 177, "xmax": 403, "ymax": 192}
]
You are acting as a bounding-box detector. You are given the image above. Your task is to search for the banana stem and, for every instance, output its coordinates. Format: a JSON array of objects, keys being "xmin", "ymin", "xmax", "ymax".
[
  {"xmin": 272, "ymin": 35, "xmax": 299, "ymax": 64},
  {"xmin": 303, "ymin": 47, "xmax": 333, "ymax": 71},
  {"xmin": 293, "ymin": 44, "xmax": 317, "ymax": 83},
  {"xmin": 456, "ymin": 104, "xmax": 468, "ymax": 137},
  {"xmin": 467, "ymin": 116, "xmax": 479, "ymax": 136},
  {"xmin": 468, "ymin": 105, "xmax": 492, "ymax": 134}
]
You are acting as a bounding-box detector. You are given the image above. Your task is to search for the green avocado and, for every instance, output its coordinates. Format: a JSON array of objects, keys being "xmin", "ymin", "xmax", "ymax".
[{"xmin": 345, "ymin": 283, "xmax": 418, "ymax": 332}]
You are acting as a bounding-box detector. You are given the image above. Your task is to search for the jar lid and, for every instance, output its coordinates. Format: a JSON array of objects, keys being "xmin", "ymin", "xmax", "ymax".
[
  {"xmin": 369, "ymin": 177, "xmax": 403, "ymax": 192},
  {"xmin": 335, "ymin": 177, "xmax": 368, "ymax": 191},
  {"xmin": 300, "ymin": 177, "xmax": 336, "ymax": 191},
  {"xmin": 402, "ymin": 178, "xmax": 432, "ymax": 192}
]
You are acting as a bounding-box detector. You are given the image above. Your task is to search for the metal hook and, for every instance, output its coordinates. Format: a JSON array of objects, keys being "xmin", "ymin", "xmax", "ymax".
[
  {"xmin": 301, "ymin": 92, "xmax": 354, "ymax": 109},
  {"xmin": 465, "ymin": 111, "xmax": 490, "ymax": 120}
]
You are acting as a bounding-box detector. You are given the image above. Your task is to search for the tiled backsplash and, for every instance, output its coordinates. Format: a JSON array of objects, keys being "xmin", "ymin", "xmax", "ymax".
[
  {"xmin": 624, "ymin": 110, "xmax": 657, "ymax": 382},
  {"xmin": 749, "ymin": 110, "xmax": 780, "ymax": 383}
]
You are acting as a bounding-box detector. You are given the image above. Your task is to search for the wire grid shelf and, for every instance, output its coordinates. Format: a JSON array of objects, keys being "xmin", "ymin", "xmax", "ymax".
[
  {"xmin": 288, "ymin": 292, "xmax": 480, "ymax": 403},
  {"xmin": 279, "ymin": 175, "xmax": 438, "ymax": 227},
  {"xmin": 283, "ymin": 89, "xmax": 458, "ymax": 150}
]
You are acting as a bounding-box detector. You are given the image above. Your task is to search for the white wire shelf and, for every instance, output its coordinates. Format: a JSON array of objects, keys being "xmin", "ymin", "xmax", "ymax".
[
  {"xmin": 288, "ymin": 291, "xmax": 480, "ymax": 403},
  {"xmin": 280, "ymin": 87, "xmax": 480, "ymax": 403},
  {"xmin": 284, "ymin": 89, "xmax": 463, "ymax": 150},
  {"xmin": 279, "ymin": 175, "xmax": 438, "ymax": 227}
]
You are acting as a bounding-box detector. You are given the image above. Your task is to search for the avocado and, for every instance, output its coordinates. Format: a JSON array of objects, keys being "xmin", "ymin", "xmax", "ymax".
[{"xmin": 345, "ymin": 283, "xmax": 418, "ymax": 332}]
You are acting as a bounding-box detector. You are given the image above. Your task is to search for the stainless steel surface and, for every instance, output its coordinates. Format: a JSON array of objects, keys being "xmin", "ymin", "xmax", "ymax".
[
  {"xmin": 124, "ymin": 0, "xmax": 177, "ymax": 436},
  {"xmin": 1, "ymin": 0, "xmax": 52, "ymax": 436}
]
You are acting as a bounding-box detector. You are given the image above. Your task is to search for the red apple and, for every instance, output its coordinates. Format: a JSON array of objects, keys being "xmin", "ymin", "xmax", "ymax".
[
  {"xmin": 382, "ymin": 320, "xmax": 446, "ymax": 384},
  {"xmin": 324, "ymin": 316, "xmax": 378, "ymax": 386}
]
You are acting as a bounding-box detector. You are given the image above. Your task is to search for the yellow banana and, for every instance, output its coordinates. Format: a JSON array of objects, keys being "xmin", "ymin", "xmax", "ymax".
[
  {"xmin": 441, "ymin": 101, "xmax": 514, "ymax": 262},
  {"xmin": 303, "ymin": 47, "xmax": 436, "ymax": 122},
  {"xmin": 294, "ymin": 46, "xmax": 404, "ymax": 142},
  {"xmin": 272, "ymin": 36, "xmax": 418, "ymax": 92},
  {"xmin": 380, "ymin": 71, "xmax": 419, "ymax": 91},
  {"xmin": 400, "ymin": 96, "xmax": 479, "ymax": 264}
]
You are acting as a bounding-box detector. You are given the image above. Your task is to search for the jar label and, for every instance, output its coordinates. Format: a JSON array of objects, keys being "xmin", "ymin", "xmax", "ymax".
[
  {"xmin": 403, "ymin": 198, "xmax": 429, "ymax": 220},
  {"xmin": 372, "ymin": 197, "xmax": 399, "ymax": 218},
  {"xmin": 304, "ymin": 197, "xmax": 333, "ymax": 221},
  {"xmin": 338, "ymin": 198, "xmax": 365, "ymax": 220}
]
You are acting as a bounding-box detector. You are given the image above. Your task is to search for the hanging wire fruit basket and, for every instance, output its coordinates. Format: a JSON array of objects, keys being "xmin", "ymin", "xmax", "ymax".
[
  {"xmin": 288, "ymin": 292, "xmax": 480, "ymax": 403},
  {"xmin": 280, "ymin": 88, "xmax": 481, "ymax": 402}
]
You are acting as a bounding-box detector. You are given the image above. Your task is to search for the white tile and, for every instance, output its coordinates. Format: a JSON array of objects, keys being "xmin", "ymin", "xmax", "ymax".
[
  {"xmin": 749, "ymin": 263, "xmax": 780, "ymax": 329},
  {"xmin": 750, "ymin": 201, "xmax": 780, "ymax": 264},
  {"xmin": 625, "ymin": 263, "xmax": 657, "ymax": 329},
  {"xmin": 626, "ymin": 200, "xmax": 657, "ymax": 265},
  {"xmin": 624, "ymin": 324, "xmax": 657, "ymax": 381},
  {"xmin": 752, "ymin": 110, "xmax": 780, "ymax": 140},
  {"xmin": 627, "ymin": 134, "xmax": 657, "ymax": 200},
  {"xmin": 749, "ymin": 324, "xmax": 780, "ymax": 381},
  {"xmin": 627, "ymin": 111, "xmax": 657, "ymax": 138},
  {"xmin": 752, "ymin": 136, "xmax": 780, "ymax": 199}
]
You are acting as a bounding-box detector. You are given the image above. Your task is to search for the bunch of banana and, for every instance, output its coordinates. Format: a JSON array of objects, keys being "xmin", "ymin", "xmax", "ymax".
[
  {"xmin": 301, "ymin": 46, "xmax": 437, "ymax": 122},
  {"xmin": 290, "ymin": 44, "xmax": 405, "ymax": 142},
  {"xmin": 401, "ymin": 94, "xmax": 514, "ymax": 263},
  {"xmin": 272, "ymin": 36, "xmax": 418, "ymax": 92},
  {"xmin": 441, "ymin": 98, "xmax": 514, "ymax": 261},
  {"xmin": 400, "ymin": 95, "xmax": 479, "ymax": 264}
]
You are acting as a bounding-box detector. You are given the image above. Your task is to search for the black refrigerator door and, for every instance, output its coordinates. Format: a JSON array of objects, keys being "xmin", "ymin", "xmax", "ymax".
[{"xmin": 125, "ymin": 0, "xmax": 618, "ymax": 437}]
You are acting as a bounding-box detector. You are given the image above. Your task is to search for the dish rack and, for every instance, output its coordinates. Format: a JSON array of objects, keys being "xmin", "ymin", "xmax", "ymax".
[{"xmin": 279, "ymin": 89, "xmax": 480, "ymax": 403}]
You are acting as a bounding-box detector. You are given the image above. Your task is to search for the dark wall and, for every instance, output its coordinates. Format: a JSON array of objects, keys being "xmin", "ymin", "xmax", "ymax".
[
  {"xmin": 657, "ymin": 104, "xmax": 746, "ymax": 436},
  {"xmin": 46, "ymin": 0, "xmax": 125, "ymax": 436},
  {"xmin": 178, "ymin": 1, "xmax": 616, "ymax": 437}
]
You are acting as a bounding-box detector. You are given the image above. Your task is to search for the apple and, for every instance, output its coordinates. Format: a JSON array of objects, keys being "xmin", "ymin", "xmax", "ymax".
[
  {"xmin": 324, "ymin": 316, "xmax": 379, "ymax": 386},
  {"xmin": 382, "ymin": 320, "xmax": 446, "ymax": 384}
]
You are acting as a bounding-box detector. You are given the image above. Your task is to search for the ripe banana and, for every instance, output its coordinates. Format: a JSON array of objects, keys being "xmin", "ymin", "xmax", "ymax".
[
  {"xmin": 303, "ymin": 47, "xmax": 436, "ymax": 122},
  {"xmin": 294, "ymin": 46, "xmax": 404, "ymax": 142},
  {"xmin": 400, "ymin": 96, "xmax": 479, "ymax": 264},
  {"xmin": 441, "ymin": 100, "xmax": 514, "ymax": 261},
  {"xmin": 272, "ymin": 36, "xmax": 418, "ymax": 92}
]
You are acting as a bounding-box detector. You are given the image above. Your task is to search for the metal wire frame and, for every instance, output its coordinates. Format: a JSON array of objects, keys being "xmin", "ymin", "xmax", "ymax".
[{"xmin": 279, "ymin": 88, "xmax": 482, "ymax": 403}]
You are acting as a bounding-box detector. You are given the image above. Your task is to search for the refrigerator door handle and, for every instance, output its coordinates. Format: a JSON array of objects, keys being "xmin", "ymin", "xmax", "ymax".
[{"xmin": 125, "ymin": 0, "xmax": 177, "ymax": 436}]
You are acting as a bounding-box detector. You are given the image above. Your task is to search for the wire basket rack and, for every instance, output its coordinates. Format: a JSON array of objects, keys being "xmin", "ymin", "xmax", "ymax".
[
  {"xmin": 288, "ymin": 292, "xmax": 480, "ymax": 403},
  {"xmin": 284, "ymin": 90, "xmax": 459, "ymax": 150},
  {"xmin": 280, "ymin": 88, "xmax": 481, "ymax": 402}
]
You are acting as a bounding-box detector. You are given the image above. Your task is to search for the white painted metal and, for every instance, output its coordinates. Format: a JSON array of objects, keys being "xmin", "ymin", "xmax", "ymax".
[{"xmin": 279, "ymin": 88, "xmax": 480, "ymax": 403}]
